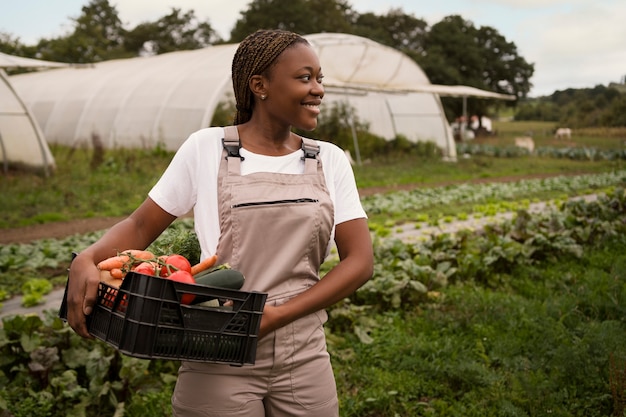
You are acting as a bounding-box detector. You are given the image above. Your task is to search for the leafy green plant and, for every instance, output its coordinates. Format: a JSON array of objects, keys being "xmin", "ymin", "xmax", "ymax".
[
  {"xmin": 363, "ymin": 170, "xmax": 626, "ymax": 225},
  {"xmin": 332, "ymin": 235, "xmax": 626, "ymax": 416},
  {"xmin": 21, "ymin": 278, "xmax": 53, "ymax": 307},
  {"xmin": 458, "ymin": 142, "xmax": 626, "ymax": 161},
  {"xmin": 147, "ymin": 218, "xmax": 201, "ymax": 265},
  {"xmin": 0, "ymin": 312, "xmax": 179, "ymax": 417}
]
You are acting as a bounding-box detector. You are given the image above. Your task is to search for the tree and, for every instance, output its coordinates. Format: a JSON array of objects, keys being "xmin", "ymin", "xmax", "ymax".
[
  {"xmin": 353, "ymin": 8, "xmax": 427, "ymax": 60},
  {"xmin": 419, "ymin": 15, "xmax": 534, "ymax": 117},
  {"xmin": 474, "ymin": 24, "xmax": 533, "ymax": 97},
  {"xmin": 36, "ymin": 0, "xmax": 128, "ymax": 63},
  {"xmin": 0, "ymin": 32, "xmax": 42, "ymax": 75},
  {"xmin": 229, "ymin": 0, "xmax": 355, "ymax": 42},
  {"xmin": 0, "ymin": 32, "xmax": 27, "ymax": 55},
  {"xmin": 30, "ymin": 1, "xmax": 220, "ymax": 63},
  {"xmin": 514, "ymin": 85, "xmax": 626, "ymax": 127},
  {"xmin": 125, "ymin": 8, "xmax": 221, "ymax": 56},
  {"xmin": 421, "ymin": 15, "xmax": 534, "ymax": 95}
]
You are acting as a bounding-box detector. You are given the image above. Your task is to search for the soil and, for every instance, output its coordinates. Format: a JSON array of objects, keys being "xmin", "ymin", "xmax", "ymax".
[{"xmin": 0, "ymin": 172, "xmax": 589, "ymax": 245}]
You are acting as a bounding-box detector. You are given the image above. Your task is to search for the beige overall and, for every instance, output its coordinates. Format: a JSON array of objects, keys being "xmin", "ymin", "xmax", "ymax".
[{"xmin": 171, "ymin": 126, "xmax": 338, "ymax": 417}]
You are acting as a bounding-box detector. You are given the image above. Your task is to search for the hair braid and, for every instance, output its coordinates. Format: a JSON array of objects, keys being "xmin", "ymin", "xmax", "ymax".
[{"xmin": 231, "ymin": 29, "xmax": 308, "ymax": 125}]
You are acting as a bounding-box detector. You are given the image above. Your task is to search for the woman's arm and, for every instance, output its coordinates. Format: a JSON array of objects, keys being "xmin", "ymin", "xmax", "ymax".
[
  {"xmin": 66, "ymin": 197, "xmax": 177, "ymax": 338},
  {"xmin": 259, "ymin": 217, "xmax": 373, "ymax": 338}
]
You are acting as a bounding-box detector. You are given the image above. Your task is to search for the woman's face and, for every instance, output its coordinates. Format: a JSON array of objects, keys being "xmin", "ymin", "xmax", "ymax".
[{"xmin": 263, "ymin": 43, "xmax": 324, "ymax": 131}]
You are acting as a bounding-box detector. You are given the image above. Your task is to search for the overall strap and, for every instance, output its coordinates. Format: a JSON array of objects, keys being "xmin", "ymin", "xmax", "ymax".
[
  {"xmin": 301, "ymin": 137, "xmax": 320, "ymax": 174},
  {"xmin": 222, "ymin": 126, "xmax": 242, "ymax": 175}
]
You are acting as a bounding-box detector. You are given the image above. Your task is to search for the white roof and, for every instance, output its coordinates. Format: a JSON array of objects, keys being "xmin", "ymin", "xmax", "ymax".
[
  {"xmin": 0, "ymin": 52, "xmax": 68, "ymax": 69},
  {"xmin": 9, "ymin": 33, "xmax": 514, "ymax": 159}
]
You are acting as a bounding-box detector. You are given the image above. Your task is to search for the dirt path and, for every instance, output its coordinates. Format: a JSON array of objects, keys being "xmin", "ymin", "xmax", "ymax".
[{"xmin": 0, "ymin": 217, "xmax": 125, "ymax": 245}]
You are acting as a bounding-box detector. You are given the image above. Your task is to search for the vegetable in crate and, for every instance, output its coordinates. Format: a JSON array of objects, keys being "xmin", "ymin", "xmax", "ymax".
[
  {"xmin": 194, "ymin": 268, "xmax": 245, "ymax": 290},
  {"xmin": 97, "ymin": 249, "xmax": 156, "ymax": 279},
  {"xmin": 133, "ymin": 261, "xmax": 157, "ymax": 276},
  {"xmin": 149, "ymin": 228, "xmax": 201, "ymax": 266},
  {"xmin": 159, "ymin": 254, "xmax": 192, "ymax": 277},
  {"xmin": 192, "ymin": 266, "xmax": 244, "ymax": 307},
  {"xmin": 166, "ymin": 270, "xmax": 197, "ymax": 304},
  {"xmin": 190, "ymin": 254, "xmax": 218, "ymax": 275}
]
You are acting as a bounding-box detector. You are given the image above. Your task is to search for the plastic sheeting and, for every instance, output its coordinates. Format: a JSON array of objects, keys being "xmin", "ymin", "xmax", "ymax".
[
  {"xmin": 0, "ymin": 52, "xmax": 65, "ymax": 174},
  {"xmin": 0, "ymin": 52, "xmax": 68, "ymax": 69},
  {"xmin": 0, "ymin": 69, "xmax": 55, "ymax": 174},
  {"xmin": 10, "ymin": 33, "xmax": 477, "ymax": 159}
]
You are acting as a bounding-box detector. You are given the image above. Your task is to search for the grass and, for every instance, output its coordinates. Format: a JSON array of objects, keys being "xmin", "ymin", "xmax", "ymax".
[
  {"xmin": 491, "ymin": 121, "xmax": 626, "ymax": 149},
  {"xmin": 353, "ymin": 153, "xmax": 622, "ymax": 189},
  {"xmin": 0, "ymin": 145, "xmax": 173, "ymax": 228}
]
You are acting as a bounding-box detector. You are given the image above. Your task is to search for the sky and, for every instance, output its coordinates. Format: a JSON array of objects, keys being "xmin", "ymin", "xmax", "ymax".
[{"xmin": 1, "ymin": 0, "xmax": 625, "ymax": 97}]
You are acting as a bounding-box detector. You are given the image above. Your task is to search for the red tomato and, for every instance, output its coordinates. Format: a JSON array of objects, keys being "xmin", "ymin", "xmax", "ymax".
[
  {"xmin": 134, "ymin": 262, "xmax": 156, "ymax": 276},
  {"xmin": 167, "ymin": 270, "xmax": 196, "ymax": 304},
  {"xmin": 160, "ymin": 254, "xmax": 192, "ymax": 277}
]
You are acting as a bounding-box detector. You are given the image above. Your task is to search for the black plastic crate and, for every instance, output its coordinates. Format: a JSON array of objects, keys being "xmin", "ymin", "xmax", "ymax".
[{"xmin": 60, "ymin": 271, "xmax": 266, "ymax": 365}]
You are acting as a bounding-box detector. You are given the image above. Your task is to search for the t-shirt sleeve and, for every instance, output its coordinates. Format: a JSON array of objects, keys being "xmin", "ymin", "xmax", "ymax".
[
  {"xmin": 148, "ymin": 132, "xmax": 200, "ymax": 217},
  {"xmin": 320, "ymin": 142, "xmax": 367, "ymax": 225}
]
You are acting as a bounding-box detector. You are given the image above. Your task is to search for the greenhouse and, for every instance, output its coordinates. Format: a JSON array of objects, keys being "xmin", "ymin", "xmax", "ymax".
[
  {"xmin": 10, "ymin": 33, "xmax": 512, "ymax": 160},
  {"xmin": 0, "ymin": 52, "xmax": 62, "ymax": 175}
]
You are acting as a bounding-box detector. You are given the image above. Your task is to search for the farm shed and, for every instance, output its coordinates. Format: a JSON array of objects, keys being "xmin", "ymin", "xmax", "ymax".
[
  {"xmin": 0, "ymin": 52, "xmax": 64, "ymax": 175},
  {"xmin": 9, "ymin": 33, "xmax": 512, "ymax": 160}
]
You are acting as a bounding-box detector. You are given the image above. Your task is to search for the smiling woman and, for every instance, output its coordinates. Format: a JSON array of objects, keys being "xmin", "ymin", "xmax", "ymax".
[
  {"xmin": 230, "ymin": 30, "xmax": 324, "ymax": 152},
  {"xmin": 64, "ymin": 28, "xmax": 374, "ymax": 417}
]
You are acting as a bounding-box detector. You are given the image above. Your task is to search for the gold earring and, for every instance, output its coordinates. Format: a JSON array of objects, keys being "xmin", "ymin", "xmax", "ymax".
[{"xmin": 260, "ymin": 95, "xmax": 267, "ymax": 100}]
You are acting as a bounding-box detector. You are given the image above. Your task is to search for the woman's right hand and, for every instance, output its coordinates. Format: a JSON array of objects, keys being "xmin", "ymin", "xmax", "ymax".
[
  {"xmin": 66, "ymin": 253, "xmax": 100, "ymax": 338},
  {"xmin": 63, "ymin": 198, "xmax": 178, "ymax": 338}
]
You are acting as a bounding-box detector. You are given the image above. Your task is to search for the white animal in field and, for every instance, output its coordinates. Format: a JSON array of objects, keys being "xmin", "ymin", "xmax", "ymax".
[
  {"xmin": 554, "ymin": 127, "xmax": 572, "ymax": 140},
  {"xmin": 514, "ymin": 136, "xmax": 535, "ymax": 152}
]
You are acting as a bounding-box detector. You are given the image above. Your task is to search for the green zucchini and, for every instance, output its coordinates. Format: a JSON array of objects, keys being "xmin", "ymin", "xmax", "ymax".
[
  {"xmin": 191, "ymin": 269, "xmax": 245, "ymax": 307},
  {"xmin": 193, "ymin": 268, "xmax": 245, "ymax": 290}
]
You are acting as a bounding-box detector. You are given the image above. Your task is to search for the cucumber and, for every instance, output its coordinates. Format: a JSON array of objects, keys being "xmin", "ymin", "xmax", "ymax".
[
  {"xmin": 191, "ymin": 269, "xmax": 245, "ymax": 307},
  {"xmin": 193, "ymin": 268, "xmax": 245, "ymax": 290}
]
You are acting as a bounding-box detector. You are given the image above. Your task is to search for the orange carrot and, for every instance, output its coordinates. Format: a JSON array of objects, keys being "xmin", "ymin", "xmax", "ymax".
[
  {"xmin": 119, "ymin": 249, "xmax": 155, "ymax": 261},
  {"xmin": 191, "ymin": 254, "xmax": 218, "ymax": 276},
  {"xmin": 97, "ymin": 255, "xmax": 130, "ymax": 271},
  {"xmin": 110, "ymin": 268, "xmax": 125, "ymax": 279}
]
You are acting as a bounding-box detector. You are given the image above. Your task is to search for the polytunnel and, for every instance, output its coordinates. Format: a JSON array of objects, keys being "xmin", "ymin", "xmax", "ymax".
[
  {"xmin": 0, "ymin": 52, "xmax": 63, "ymax": 175},
  {"xmin": 11, "ymin": 33, "xmax": 465, "ymax": 158}
]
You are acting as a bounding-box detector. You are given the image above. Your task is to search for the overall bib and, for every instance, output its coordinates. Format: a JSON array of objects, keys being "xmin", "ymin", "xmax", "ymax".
[{"xmin": 172, "ymin": 126, "xmax": 338, "ymax": 417}]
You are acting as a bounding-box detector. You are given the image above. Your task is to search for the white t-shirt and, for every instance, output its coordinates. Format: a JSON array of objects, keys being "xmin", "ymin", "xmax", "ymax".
[{"xmin": 148, "ymin": 127, "xmax": 366, "ymax": 259}]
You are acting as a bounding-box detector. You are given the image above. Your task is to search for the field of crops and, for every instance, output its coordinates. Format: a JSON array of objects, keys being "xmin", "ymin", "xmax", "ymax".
[{"xmin": 1, "ymin": 121, "xmax": 626, "ymax": 416}]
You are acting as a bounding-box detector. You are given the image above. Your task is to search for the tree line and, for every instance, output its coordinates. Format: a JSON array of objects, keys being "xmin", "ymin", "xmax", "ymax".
[
  {"xmin": 514, "ymin": 85, "xmax": 626, "ymax": 128},
  {"xmin": 1, "ymin": 0, "xmax": 623, "ymax": 127}
]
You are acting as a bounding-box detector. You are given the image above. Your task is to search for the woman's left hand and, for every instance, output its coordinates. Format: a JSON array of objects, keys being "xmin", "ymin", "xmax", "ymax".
[
  {"xmin": 258, "ymin": 304, "xmax": 282, "ymax": 339},
  {"xmin": 256, "ymin": 217, "xmax": 373, "ymax": 340}
]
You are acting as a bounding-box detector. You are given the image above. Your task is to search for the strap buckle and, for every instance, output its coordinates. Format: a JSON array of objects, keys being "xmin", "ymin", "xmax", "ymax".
[
  {"xmin": 301, "ymin": 140, "xmax": 319, "ymax": 161},
  {"xmin": 222, "ymin": 138, "xmax": 244, "ymax": 161}
]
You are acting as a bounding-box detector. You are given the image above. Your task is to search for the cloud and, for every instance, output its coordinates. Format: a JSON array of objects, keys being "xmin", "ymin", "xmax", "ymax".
[{"xmin": 522, "ymin": 1, "xmax": 626, "ymax": 94}]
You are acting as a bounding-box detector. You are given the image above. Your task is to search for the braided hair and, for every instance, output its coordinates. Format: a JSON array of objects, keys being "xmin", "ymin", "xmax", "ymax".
[{"xmin": 232, "ymin": 29, "xmax": 309, "ymax": 125}]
